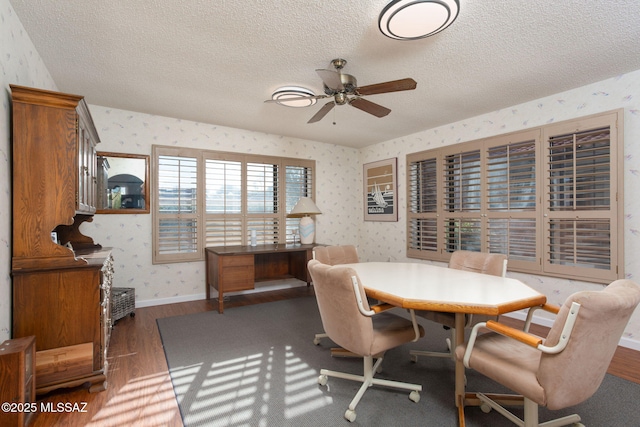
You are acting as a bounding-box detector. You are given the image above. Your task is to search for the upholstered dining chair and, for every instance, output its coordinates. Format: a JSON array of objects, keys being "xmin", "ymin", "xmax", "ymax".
[
  {"xmin": 312, "ymin": 245, "xmax": 359, "ymax": 346},
  {"xmin": 455, "ymin": 279, "xmax": 640, "ymax": 427},
  {"xmin": 410, "ymin": 250, "xmax": 508, "ymax": 362},
  {"xmin": 307, "ymin": 259, "xmax": 424, "ymax": 422}
]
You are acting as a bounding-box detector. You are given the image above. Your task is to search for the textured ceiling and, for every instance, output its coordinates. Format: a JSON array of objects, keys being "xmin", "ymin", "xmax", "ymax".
[{"xmin": 10, "ymin": 0, "xmax": 640, "ymax": 148}]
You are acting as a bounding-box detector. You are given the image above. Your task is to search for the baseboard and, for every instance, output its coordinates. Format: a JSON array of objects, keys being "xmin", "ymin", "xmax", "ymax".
[
  {"xmin": 135, "ymin": 278, "xmax": 308, "ymax": 309},
  {"xmin": 503, "ymin": 311, "xmax": 640, "ymax": 352},
  {"xmin": 136, "ymin": 293, "xmax": 206, "ymax": 308}
]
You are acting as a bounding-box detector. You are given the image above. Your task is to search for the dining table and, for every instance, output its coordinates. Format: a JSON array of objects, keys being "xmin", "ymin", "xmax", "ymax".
[{"xmin": 341, "ymin": 261, "xmax": 547, "ymax": 427}]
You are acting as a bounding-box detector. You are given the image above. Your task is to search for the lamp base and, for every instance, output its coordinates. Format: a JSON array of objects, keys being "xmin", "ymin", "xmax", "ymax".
[{"xmin": 299, "ymin": 216, "xmax": 315, "ymax": 245}]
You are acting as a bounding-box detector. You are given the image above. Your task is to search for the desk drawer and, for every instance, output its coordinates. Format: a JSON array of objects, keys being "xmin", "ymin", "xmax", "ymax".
[
  {"xmin": 220, "ymin": 268, "xmax": 254, "ymax": 291},
  {"xmin": 221, "ymin": 255, "xmax": 253, "ymax": 268},
  {"xmin": 220, "ymin": 255, "xmax": 254, "ymax": 292}
]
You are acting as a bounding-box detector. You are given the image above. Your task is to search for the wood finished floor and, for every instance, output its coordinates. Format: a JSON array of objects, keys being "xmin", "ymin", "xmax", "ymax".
[{"xmin": 30, "ymin": 286, "xmax": 640, "ymax": 426}]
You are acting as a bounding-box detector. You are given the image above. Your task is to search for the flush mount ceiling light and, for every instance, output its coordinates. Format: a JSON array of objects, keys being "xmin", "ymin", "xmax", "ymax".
[
  {"xmin": 271, "ymin": 86, "xmax": 317, "ymax": 107},
  {"xmin": 379, "ymin": 0, "xmax": 460, "ymax": 40}
]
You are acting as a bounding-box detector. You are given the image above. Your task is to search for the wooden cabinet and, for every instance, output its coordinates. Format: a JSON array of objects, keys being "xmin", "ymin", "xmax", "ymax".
[
  {"xmin": 0, "ymin": 336, "xmax": 36, "ymax": 427},
  {"xmin": 10, "ymin": 85, "xmax": 112, "ymax": 395},
  {"xmin": 12, "ymin": 251, "xmax": 113, "ymax": 394}
]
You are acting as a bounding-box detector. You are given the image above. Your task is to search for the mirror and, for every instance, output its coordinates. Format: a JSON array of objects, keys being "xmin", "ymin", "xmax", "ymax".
[{"xmin": 96, "ymin": 152, "xmax": 150, "ymax": 214}]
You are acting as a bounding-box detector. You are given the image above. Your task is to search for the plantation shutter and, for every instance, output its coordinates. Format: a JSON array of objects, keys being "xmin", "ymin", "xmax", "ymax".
[
  {"xmin": 543, "ymin": 113, "xmax": 620, "ymax": 281},
  {"xmin": 205, "ymin": 156, "xmax": 243, "ymax": 246},
  {"xmin": 154, "ymin": 146, "xmax": 315, "ymax": 264},
  {"xmin": 443, "ymin": 149, "xmax": 482, "ymax": 253},
  {"xmin": 246, "ymin": 161, "xmax": 280, "ymax": 245},
  {"xmin": 405, "ymin": 110, "xmax": 622, "ymax": 283},
  {"xmin": 155, "ymin": 153, "xmax": 200, "ymax": 262},
  {"xmin": 485, "ymin": 131, "xmax": 540, "ymax": 271},
  {"xmin": 407, "ymin": 156, "xmax": 439, "ymax": 257}
]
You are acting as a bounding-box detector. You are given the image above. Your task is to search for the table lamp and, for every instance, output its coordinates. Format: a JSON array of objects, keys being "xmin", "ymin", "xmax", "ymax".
[{"xmin": 288, "ymin": 197, "xmax": 322, "ymax": 244}]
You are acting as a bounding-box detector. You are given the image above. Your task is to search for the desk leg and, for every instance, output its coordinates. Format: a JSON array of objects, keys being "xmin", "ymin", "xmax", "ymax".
[{"xmin": 454, "ymin": 313, "xmax": 466, "ymax": 427}]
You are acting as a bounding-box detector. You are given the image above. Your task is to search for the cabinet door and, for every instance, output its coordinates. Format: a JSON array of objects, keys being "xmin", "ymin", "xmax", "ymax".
[{"xmin": 77, "ymin": 114, "xmax": 97, "ymax": 214}]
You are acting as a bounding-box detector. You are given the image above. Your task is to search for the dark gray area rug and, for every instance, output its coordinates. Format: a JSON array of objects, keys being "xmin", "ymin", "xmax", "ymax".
[{"xmin": 157, "ymin": 296, "xmax": 638, "ymax": 426}]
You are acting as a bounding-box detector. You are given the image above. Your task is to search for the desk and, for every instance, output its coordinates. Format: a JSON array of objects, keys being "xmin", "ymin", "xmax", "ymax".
[
  {"xmin": 205, "ymin": 244, "xmax": 318, "ymax": 313},
  {"xmin": 343, "ymin": 262, "xmax": 546, "ymax": 427}
]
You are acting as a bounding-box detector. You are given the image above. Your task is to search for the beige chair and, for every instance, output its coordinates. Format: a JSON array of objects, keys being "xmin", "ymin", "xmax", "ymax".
[
  {"xmin": 313, "ymin": 245, "xmax": 359, "ymax": 266},
  {"xmin": 410, "ymin": 250, "xmax": 508, "ymax": 362},
  {"xmin": 312, "ymin": 245, "xmax": 359, "ymax": 346},
  {"xmin": 455, "ymin": 279, "xmax": 640, "ymax": 427},
  {"xmin": 307, "ymin": 259, "xmax": 424, "ymax": 422}
]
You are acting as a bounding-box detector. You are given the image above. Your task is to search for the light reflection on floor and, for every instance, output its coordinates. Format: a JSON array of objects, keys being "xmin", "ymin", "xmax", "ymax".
[{"xmin": 169, "ymin": 344, "xmax": 333, "ymax": 426}]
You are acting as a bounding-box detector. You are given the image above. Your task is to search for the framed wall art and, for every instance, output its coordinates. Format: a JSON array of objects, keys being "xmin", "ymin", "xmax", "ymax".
[{"xmin": 364, "ymin": 157, "xmax": 397, "ymax": 222}]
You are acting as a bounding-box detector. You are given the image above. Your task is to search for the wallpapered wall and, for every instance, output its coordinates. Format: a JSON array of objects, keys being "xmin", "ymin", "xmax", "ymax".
[{"xmin": 1, "ymin": 0, "xmax": 639, "ymax": 347}]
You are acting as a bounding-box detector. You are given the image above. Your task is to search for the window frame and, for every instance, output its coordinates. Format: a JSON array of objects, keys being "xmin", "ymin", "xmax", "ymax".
[
  {"xmin": 406, "ymin": 109, "xmax": 624, "ymax": 283},
  {"xmin": 152, "ymin": 145, "xmax": 315, "ymax": 264}
]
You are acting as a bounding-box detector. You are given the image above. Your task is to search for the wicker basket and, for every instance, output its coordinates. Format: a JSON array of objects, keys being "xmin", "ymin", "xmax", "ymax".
[{"xmin": 111, "ymin": 287, "xmax": 135, "ymax": 323}]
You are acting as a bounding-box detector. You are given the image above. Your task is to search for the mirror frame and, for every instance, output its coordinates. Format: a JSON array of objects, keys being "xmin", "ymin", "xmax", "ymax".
[{"xmin": 96, "ymin": 152, "xmax": 150, "ymax": 214}]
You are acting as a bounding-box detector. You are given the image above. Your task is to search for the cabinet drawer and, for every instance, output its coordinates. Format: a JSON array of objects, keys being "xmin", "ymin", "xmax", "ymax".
[
  {"xmin": 220, "ymin": 265, "xmax": 255, "ymax": 292},
  {"xmin": 36, "ymin": 342, "xmax": 93, "ymax": 387},
  {"xmin": 221, "ymin": 254, "xmax": 253, "ymax": 267}
]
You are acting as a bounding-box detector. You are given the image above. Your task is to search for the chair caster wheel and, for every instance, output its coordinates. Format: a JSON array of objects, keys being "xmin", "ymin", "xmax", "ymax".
[
  {"xmin": 313, "ymin": 337, "xmax": 321, "ymax": 345},
  {"xmin": 318, "ymin": 374, "xmax": 328, "ymax": 386},
  {"xmin": 409, "ymin": 390, "xmax": 420, "ymax": 403},
  {"xmin": 344, "ymin": 409, "xmax": 356, "ymax": 422},
  {"xmin": 410, "ymin": 354, "xmax": 418, "ymax": 363},
  {"xmin": 480, "ymin": 403, "xmax": 492, "ymax": 413}
]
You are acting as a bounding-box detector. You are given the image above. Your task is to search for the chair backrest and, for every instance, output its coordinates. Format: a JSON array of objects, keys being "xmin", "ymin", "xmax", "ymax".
[
  {"xmin": 537, "ymin": 279, "xmax": 640, "ymax": 410},
  {"xmin": 307, "ymin": 259, "xmax": 374, "ymax": 356},
  {"xmin": 313, "ymin": 245, "xmax": 359, "ymax": 265},
  {"xmin": 448, "ymin": 250, "xmax": 507, "ymax": 277}
]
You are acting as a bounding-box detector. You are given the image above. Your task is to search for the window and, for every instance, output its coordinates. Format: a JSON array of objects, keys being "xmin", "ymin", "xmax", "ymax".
[
  {"xmin": 407, "ymin": 110, "xmax": 623, "ymax": 283},
  {"xmin": 153, "ymin": 146, "xmax": 315, "ymax": 263}
]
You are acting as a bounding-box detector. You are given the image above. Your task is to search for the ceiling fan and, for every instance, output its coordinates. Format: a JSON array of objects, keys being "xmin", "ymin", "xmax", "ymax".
[{"xmin": 266, "ymin": 58, "xmax": 417, "ymax": 124}]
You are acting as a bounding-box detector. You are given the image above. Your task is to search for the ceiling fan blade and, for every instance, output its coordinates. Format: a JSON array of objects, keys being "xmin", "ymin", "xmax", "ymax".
[
  {"xmin": 349, "ymin": 98, "xmax": 391, "ymax": 118},
  {"xmin": 307, "ymin": 101, "xmax": 335, "ymax": 123},
  {"xmin": 316, "ymin": 69, "xmax": 344, "ymax": 91},
  {"xmin": 356, "ymin": 78, "xmax": 417, "ymax": 96}
]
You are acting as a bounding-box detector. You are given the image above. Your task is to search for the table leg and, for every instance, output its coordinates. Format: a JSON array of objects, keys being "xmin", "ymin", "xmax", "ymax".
[
  {"xmin": 218, "ymin": 291, "xmax": 224, "ymax": 313},
  {"xmin": 454, "ymin": 312, "xmax": 466, "ymax": 426}
]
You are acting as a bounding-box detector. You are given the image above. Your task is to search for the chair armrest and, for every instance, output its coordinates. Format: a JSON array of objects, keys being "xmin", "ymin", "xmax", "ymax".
[
  {"xmin": 463, "ymin": 321, "xmax": 544, "ymax": 367},
  {"xmin": 463, "ymin": 302, "xmax": 581, "ymax": 367},
  {"xmin": 351, "ymin": 276, "xmax": 422, "ymax": 342},
  {"xmin": 370, "ymin": 303, "xmax": 395, "ymax": 314},
  {"xmin": 541, "ymin": 303, "xmax": 561, "ymax": 314},
  {"xmin": 523, "ymin": 303, "xmax": 561, "ymax": 331},
  {"xmin": 485, "ymin": 320, "xmax": 543, "ymax": 347}
]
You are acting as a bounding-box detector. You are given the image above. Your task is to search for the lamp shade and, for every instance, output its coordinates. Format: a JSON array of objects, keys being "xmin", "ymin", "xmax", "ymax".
[
  {"xmin": 379, "ymin": 0, "xmax": 460, "ymax": 40},
  {"xmin": 288, "ymin": 197, "xmax": 322, "ymax": 217}
]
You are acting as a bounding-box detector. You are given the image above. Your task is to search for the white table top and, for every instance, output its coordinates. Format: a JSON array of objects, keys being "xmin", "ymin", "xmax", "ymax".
[{"xmin": 342, "ymin": 262, "xmax": 546, "ymax": 315}]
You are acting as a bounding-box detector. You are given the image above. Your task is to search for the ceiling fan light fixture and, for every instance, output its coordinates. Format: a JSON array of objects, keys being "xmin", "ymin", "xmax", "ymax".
[
  {"xmin": 379, "ymin": 0, "xmax": 460, "ymax": 40},
  {"xmin": 271, "ymin": 86, "xmax": 317, "ymax": 107}
]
